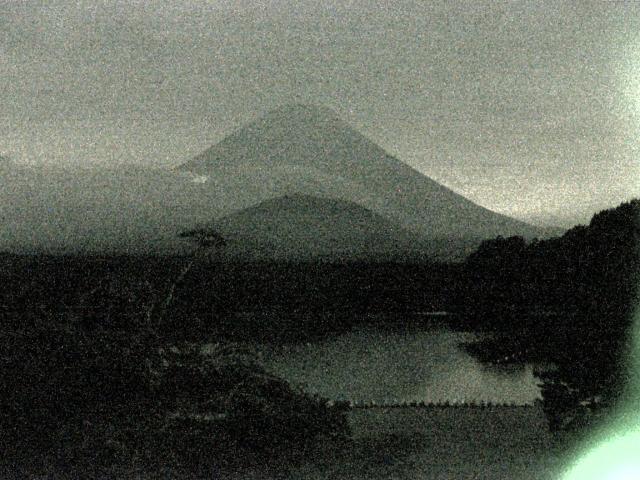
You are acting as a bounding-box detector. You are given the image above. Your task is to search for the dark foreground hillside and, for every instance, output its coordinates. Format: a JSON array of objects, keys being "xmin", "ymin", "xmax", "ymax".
[
  {"xmin": 0, "ymin": 280, "xmax": 351, "ymax": 478},
  {"xmin": 2, "ymin": 403, "xmax": 562, "ymax": 479}
]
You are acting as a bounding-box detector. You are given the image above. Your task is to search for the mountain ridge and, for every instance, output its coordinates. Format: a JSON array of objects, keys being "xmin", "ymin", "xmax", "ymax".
[
  {"xmin": 0, "ymin": 105, "xmax": 563, "ymax": 258},
  {"xmin": 179, "ymin": 104, "xmax": 552, "ymax": 249},
  {"xmin": 209, "ymin": 193, "xmax": 432, "ymax": 261}
]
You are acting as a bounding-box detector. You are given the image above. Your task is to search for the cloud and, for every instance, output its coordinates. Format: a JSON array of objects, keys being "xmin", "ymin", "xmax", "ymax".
[
  {"xmin": 176, "ymin": 171, "xmax": 208, "ymax": 184},
  {"xmin": 190, "ymin": 174, "xmax": 209, "ymax": 184},
  {"xmin": 2, "ymin": 0, "xmax": 638, "ymax": 224}
]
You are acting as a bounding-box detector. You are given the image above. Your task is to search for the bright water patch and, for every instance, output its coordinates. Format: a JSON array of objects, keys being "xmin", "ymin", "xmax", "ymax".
[{"xmin": 254, "ymin": 326, "xmax": 544, "ymax": 405}]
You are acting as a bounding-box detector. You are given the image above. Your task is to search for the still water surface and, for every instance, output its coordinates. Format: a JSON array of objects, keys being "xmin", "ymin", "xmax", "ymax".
[{"xmin": 255, "ymin": 324, "xmax": 543, "ymax": 405}]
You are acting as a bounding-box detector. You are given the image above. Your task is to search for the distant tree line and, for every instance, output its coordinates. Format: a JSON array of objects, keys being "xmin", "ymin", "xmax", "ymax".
[{"xmin": 0, "ymin": 255, "xmax": 458, "ymax": 343}]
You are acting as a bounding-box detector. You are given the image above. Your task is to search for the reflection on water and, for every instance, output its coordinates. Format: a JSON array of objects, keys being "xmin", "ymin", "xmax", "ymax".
[{"xmin": 256, "ymin": 325, "xmax": 543, "ymax": 405}]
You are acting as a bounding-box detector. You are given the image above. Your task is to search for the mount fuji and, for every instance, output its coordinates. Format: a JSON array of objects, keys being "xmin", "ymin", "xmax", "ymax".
[
  {"xmin": 177, "ymin": 104, "xmax": 551, "ymax": 259},
  {"xmin": 0, "ymin": 105, "xmax": 557, "ymax": 259}
]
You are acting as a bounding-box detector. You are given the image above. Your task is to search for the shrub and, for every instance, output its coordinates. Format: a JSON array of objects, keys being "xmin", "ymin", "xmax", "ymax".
[
  {"xmin": 0, "ymin": 311, "xmax": 350, "ymax": 474},
  {"xmin": 0, "ymin": 308, "xmax": 154, "ymax": 458},
  {"xmin": 149, "ymin": 341, "xmax": 350, "ymax": 468}
]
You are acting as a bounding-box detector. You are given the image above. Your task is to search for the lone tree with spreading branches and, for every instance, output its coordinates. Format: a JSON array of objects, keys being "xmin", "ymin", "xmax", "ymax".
[{"xmin": 153, "ymin": 228, "xmax": 227, "ymax": 327}]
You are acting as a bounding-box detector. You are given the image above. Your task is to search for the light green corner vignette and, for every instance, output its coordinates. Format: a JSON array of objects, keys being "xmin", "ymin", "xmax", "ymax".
[{"xmin": 560, "ymin": 291, "xmax": 640, "ymax": 479}]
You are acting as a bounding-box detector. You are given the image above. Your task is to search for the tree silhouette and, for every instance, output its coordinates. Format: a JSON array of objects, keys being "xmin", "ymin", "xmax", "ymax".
[
  {"xmin": 155, "ymin": 228, "xmax": 227, "ymax": 328},
  {"xmin": 457, "ymin": 199, "xmax": 639, "ymax": 436}
]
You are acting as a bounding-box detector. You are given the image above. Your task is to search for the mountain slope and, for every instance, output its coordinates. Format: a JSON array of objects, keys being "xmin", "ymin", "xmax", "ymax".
[
  {"xmin": 179, "ymin": 104, "xmax": 547, "ymax": 247},
  {"xmin": 0, "ymin": 105, "xmax": 559, "ymax": 258},
  {"xmin": 0, "ymin": 164, "xmax": 226, "ymax": 254},
  {"xmin": 211, "ymin": 193, "xmax": 430, "ymax": 260}
]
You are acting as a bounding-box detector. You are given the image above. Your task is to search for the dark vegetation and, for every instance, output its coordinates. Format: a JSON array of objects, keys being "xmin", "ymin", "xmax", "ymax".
[
  {"xmin": 0, "ymin": 251, "xmax": 351, "ymax": 477},
  {"xmin": 454, "ymin": 199, "xmax": 640, "ymax": 439},
  {"xmin": 0, "ymin": 199, "xmax": 637, "ymax": 474},
  {"xmin": 0, "ymin": 256, "xmax": 457, "ymax": 343}
]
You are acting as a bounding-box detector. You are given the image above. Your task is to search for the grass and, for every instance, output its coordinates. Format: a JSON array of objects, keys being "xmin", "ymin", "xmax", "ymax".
[
  {"xmin": 229, "ymin": 406, "xmax": 563, "ymax": 480},
  {"xmin": 2, "ymin": 395, "xmax": 564, "ymax": 479}
]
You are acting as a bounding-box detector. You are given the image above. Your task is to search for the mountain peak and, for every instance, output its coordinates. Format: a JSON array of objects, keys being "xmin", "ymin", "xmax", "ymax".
[
  {"xmin": 180, "ymin": 102, "xmax": 369, "ymax": 174},
  {"xmin": 253, "ymin": 103, "xmax": 350, "ymax": 136},
  {"xmin": 176, "ymin": 105, "xmax": 548, "ymax": 259},
  {"xmin": 262, "ymin": 103, "xmax": 342, "ymax": 123}
]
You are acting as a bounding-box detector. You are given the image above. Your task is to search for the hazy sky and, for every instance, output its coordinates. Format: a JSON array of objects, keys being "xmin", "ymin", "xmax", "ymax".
[{"xmin": 2, "ymin": 1, "xmax": 639, "ymax": 226}]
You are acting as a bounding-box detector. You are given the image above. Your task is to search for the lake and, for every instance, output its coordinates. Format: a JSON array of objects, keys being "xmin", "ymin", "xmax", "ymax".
[{"xmin": 253, "ymin": 320, "xmax": 544, "ymax": 405}]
